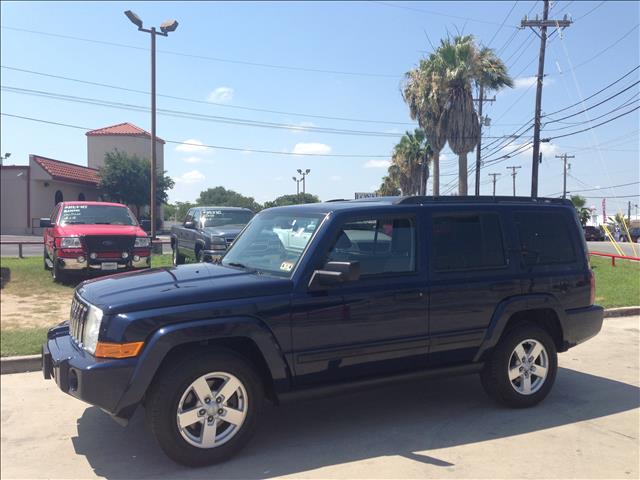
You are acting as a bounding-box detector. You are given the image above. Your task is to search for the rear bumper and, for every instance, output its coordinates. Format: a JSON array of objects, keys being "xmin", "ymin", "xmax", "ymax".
[
  {"xmin": 560, "ymin": 305, "xmax": 604, "ymax": 350},
  {"xmin": 42, "ymin": 324, "xmax": 138, "ymax": 423}
]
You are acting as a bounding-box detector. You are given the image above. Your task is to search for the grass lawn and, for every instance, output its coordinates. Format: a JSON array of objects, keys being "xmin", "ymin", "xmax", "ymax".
[
  {"xmin": 590, "ymin": 255, "xmax": 640, "ymax": 308},
  {"xmin": 0, "ymin": 254, "xmax": 638, "ymax": 357}
]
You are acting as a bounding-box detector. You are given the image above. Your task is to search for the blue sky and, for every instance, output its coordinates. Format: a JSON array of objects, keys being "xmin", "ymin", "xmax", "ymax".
[{"xmin": 1, "ymin": 1, "xmax": 638, "ymax": 215}]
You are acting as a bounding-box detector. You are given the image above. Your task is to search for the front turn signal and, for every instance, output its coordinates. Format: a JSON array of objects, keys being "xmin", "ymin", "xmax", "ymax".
[{"xmin": 95, "ymin": 341, "xmax": 144, "ymax": 358}]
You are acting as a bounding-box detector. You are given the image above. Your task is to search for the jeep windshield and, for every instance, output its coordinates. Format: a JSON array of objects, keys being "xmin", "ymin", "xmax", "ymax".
[
  {"xmin": 200, "ymin": 209, "xmax": 253, "ymax": 228},
  {"xmin": 59, "ymin": 205, "xmax": 137, "ymax": 226},
  {"xmin": 221, "ymin": 212, "xmax": 324, "ymax": 277}
]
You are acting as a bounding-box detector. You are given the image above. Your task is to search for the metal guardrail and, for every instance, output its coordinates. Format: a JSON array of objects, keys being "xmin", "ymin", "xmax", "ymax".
[
  {"xmin": 0, "ymin": 240, "xmax": 171, "ymax": 258},
  {"xmin": 589, "ymin": 251, "xmax": 640, "ymax": 266}
]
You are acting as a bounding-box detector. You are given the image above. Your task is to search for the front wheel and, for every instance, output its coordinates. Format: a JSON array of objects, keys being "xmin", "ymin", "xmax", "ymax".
[
  {"xmin": 480, "ymin": 324, "xmax": 557, "ymax": 408},
  {"xmin": 146, "ymin": 351, "xmax": 264, "ymax": 467},
  {"xmin": 172, "ymin": 244, "xmax": 185, "ymax": 266},
  {"xmin": 51, "ymin": 254, "xmax": 69, "ymax": 284}
]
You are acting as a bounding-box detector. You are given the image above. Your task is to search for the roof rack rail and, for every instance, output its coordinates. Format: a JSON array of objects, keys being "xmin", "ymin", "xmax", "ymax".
[{"xmin": 394, "ymin": 196, "xmax": 571, "ymax": 206}]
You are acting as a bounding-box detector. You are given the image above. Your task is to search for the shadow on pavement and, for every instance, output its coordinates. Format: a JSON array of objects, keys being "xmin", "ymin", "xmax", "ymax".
[{"xmin": 72, "ymin": 367, "xmax": 639, "ymax": 479}]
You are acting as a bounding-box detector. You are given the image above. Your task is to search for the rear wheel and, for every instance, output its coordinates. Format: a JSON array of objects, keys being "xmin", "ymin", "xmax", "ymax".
[
  {"xmin": 172, "ymin": 244, "xmax": 185, "ymax": 266},
  {"xmin": 146, "ymin": 350, "xmax": 263, "ymax": 467},
  {"xmin": 480, "ymin": 324, "xmax": 557, "ymax": 408}
]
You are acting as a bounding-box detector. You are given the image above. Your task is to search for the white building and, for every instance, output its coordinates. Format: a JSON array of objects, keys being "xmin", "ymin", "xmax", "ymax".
[{"xmin": 0, "ymin": 122, "xmax": 165, "ymax": 235}]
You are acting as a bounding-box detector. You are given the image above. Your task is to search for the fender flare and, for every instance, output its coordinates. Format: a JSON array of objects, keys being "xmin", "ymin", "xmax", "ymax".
[
  {"xmin": 114, "ymin": 316, "xmax": 291, "ymax": 416},
  {"xmin": 473, "ymin": 294, "xmax": 566, "ymax": 362}
]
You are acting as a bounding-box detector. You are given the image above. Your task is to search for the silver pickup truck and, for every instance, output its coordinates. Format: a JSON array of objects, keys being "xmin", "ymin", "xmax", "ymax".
[{"xmin": 170, "ymin": 206, "xmax": 254, "ymax": 264}]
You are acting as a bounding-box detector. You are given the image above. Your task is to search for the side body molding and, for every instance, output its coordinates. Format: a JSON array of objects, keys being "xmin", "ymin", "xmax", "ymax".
[
  {"xmin": 473, "ymin": 294, "xmax": 566, "ymax": 362},
  {"xmin": 114, "ymin": 316, "xmax": 292, "ymax": 417}
]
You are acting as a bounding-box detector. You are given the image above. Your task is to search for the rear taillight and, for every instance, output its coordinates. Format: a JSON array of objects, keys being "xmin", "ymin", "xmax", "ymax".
[{"xmin": 589, "ymin": 269, "xmax": 596, "ymax": 305}]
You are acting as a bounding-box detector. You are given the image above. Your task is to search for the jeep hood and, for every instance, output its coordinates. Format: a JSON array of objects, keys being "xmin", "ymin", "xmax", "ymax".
[{"xmin": 77, "ymin": 263, "xmax": 292, "ymax": 314}]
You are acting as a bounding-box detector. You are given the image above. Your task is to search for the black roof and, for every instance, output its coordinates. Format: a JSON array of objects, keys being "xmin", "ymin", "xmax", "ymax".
[{"xmin": 262, "ymin": 196, "xmax": 572, "ymax": 215}]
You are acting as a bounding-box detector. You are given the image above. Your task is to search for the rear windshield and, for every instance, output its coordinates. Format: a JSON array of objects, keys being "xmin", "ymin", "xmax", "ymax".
[{"xmin": 59, "ymin": 205, "xmax": 137, "ymax": 226}]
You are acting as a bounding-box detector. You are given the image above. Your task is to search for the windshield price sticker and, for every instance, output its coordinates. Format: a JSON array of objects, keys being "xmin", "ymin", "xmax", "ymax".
[
  {"xmin": 280, "ymin": 261, "xmax": 294, "ymax": 272},
  {"xmin": 203, "ymin": 210, "xmax": 224, "ymax": 217}
]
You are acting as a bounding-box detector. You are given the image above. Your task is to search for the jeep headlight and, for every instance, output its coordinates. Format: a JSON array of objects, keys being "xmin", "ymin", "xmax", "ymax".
[
  {"xmin": 134, "ymin": 236, "xmax": 151, "ymax": 248},
  {"xmin": 83, "ymin": 304, "xmax": 103, "ymax": 354},
  {"xmin": 60, "ymin": 237, "xmax": 82, "ymax": 248}
]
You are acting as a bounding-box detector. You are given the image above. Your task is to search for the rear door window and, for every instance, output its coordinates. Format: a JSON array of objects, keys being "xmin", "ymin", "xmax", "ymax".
[
  {"xmin": 514, "ymin": 211, "xmax": 576, "ymax": 265},
  {"xmin": 432, "ymin": 212, "xmax": 507, "ymax": 271}
]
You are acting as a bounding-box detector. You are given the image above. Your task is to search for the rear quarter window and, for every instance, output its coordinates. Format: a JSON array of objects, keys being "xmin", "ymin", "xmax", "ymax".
[{"xmin": 514, "ymin": 210, "xmax": 576, "ymax": 265}]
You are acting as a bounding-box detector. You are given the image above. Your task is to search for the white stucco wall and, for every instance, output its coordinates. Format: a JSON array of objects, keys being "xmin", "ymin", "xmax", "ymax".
[
  {"xmin": 87, "ymin": 135, "xmax": 164, "ymax": 172},
  {"xmin": 0, "ymin": 167, "xmax": 29, "ymax": 234}
]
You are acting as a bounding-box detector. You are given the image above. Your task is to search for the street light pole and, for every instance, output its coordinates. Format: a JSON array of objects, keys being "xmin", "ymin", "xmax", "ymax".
[
  {"xmin": 292, "ymin": 176, "xmax": 301, "ymax": 197},
  {"xmin": 124, "ymin": 11, "xmax": 178, "ymax": 239},
  {"xmin": 297, "ymin": 169, "xmax": 311, "ymax": 195}
]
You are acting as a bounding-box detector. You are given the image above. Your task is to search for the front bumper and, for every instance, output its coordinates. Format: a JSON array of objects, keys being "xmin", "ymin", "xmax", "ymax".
[
  {"xmin": 42, "ymin": 324, "xmax": 138, "ymax": 422},
  {"xmin": 56, "ymin": 256, "xmax": 150, "ymax": 272},
  {"xmin": 202, "ymin": 249, "xmax": 225, "ymax": 263},
  {"xmin": 561, "ymin": 305, "xmax": 604, "ymax": 350}
]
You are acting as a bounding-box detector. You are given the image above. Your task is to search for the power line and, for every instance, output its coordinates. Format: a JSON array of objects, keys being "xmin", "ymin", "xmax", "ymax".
[
  {"xmin": 543, "ymin": 81, "xmax": 640, "ymax": 123},
  {"xmin": 0, "ymin": 65, "xmax": 415, "ymax": 127},
  {"xmin": 487, "ymin": 2, "xmax": 519, "ymax": 47},
  {"xmin": 573, "ymin": 1, "xmax": 606, "ymax": 20},
  {"xmin": 543, "ymin": 105, "xmax": 640, "ymax": 141},
  {"xmin": 0, "ymin": 112, "xmax": 393, "ymax": 158},
  {"xmin": 542, "ymin": 95, "xmax": 639, "ymax": 132},
  {"xmin": 0, "ymin": 25, "xmax": 398, "ymax": 79},
  {"xmin": 564, "ymin": 181, "xmax": 640, "ymax": 194}
]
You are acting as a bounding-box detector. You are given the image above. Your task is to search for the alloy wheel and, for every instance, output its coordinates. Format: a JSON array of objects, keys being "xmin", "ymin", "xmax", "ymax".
[{"xmin": 507, "ymin": 339, "xmax": 549, "ymax": 395}]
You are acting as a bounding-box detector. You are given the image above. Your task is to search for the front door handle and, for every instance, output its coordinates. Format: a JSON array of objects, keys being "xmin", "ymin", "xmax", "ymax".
[{"xmin": 394, "ymin": 291, "xmax": 425, "ymax": 302}]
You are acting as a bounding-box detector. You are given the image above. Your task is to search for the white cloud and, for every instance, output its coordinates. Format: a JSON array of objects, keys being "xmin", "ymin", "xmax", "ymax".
[
  {"xmin": 364, "ymin": 159, "xmax": 391, "ymax": 168},
  {"xmin": 174, "ymin": 170, "xmax": 205, "ymax": 184},
  {"xmin": 513, "ymin": 76, "xmax": 555, "ymax": 89},
  {"xmin": 175, "ymin": 139, "xmax": 209, "ymax": 153},
  {"xmin": 330, "ymin": 175, "xmax": 342, "ymax": 181},
  {"xmin": 292, "ymin": 142, "xmax": 332, "ymax": 155},
  {"xmin": 241, "ymin": 150, "xmax": 252, "ymax": 155},
  {"xmin": 207, "ymin": 87, "xmax": 234, "ymax": 103},
  {"xmin": 288, "ymin": 121, "xmax": 316, "ymax": 133},
  {"xmin": 182, "ymin": 156, "xmax": 202, "ymax": 164},
  {"xmin": 274, "ymin": 176, "xmax": 284, "ymax": 181}
]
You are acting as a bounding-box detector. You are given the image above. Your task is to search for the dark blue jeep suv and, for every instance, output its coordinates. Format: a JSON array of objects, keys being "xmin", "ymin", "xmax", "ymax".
[{"xmin": 43, "ymin": 196, "xmax": 603, "ymax": 466}]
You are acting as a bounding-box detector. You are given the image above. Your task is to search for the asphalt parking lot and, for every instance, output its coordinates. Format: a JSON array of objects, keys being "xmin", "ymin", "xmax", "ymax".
[{"xmin": 1, "ymin": 316, "xmax": 638, "ymax": 479}]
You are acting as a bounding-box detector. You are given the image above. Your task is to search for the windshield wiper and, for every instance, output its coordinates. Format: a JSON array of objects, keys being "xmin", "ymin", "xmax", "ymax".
[
  {"xmin": 225, "ymin": 262, "xmax": 250, "ymax": 269},
  {"xmin": 95, "ymin": 222, "xmax": 112, "ymax": 224}
]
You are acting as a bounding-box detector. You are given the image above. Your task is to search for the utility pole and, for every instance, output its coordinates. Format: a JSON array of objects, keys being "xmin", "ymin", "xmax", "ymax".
[
  {"xmin": 474, "ymin": 88, "xmax": 495, "ymax": 196},
  {"xmin": 521, "ymin": 1, "xmax": 571, "ymax": 198},
  {"xmin": 628, "ymin": 201, "xmax": 632, "ymax": 222},
  {"xmin": 489, "ymin": 173, "xmax": 501, "ymax": 196},
  {"xmin": 555, "ymin": 153, "xmax": 575, "ymax": 199},
  {"xmin": 506, "ymin": 165, "xmax": 522, "ymax": 196}
]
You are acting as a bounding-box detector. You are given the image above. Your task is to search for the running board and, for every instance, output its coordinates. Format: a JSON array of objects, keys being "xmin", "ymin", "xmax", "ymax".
[{"xmin": 278, "ymin": 362, "xmax": 484, "ymax": 403}]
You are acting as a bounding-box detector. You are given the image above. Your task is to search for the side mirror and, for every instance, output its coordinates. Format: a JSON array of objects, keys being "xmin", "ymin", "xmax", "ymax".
[
  {"xmin": 308, "ymin": 261, "xmax": 360, "ymax": 291},
  {"xmin": 39, "ymin": 218, "xmax": 52, "ymax": 228},
  {"xmin": 184, "ymin": 221, "xmax": 196, "ymax": 229}
]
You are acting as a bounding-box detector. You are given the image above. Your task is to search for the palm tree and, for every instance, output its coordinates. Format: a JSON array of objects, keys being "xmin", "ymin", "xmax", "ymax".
[
  {"xmin": 390, "ymin": 129, "xmax": 430, "ymax": 195},
  {"xmin": 377, "ymin": 175, "xmax": 401, "ymax": 196},
  {"xmin": 403, "ymin": 61, "xmax": 447, "ymax": 196},
  {"xmin": 403, "ymin": 35, "xmax": 512, "ymax": 196}
]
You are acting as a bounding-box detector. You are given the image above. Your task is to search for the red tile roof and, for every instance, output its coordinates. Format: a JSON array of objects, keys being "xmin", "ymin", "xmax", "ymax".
[
  {"xmin": 32, "ymin": 155, "xmax": 100, "ymax": 186},
  {"xmin": 85, "ymin": 122, "xmax": 165, "ymax": 144}
]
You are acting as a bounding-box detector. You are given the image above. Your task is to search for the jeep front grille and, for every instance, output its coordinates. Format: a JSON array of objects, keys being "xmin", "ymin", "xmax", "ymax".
[{"xmin": 69, "ymin": 295, "xmax": 89, "ymax": 345}]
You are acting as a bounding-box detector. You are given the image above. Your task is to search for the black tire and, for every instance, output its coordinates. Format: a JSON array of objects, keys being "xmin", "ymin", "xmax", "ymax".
[
  {"xmin": 195, "ymin": 247, "xmax": 204, "ymax": 263},
  {"xmin": 146, "ymin": 350, "xmax": 264, "ymax": 467},
  {"xmin": 43, "ymin": 248, "xmax": 51, "ymax": 271},
  {"xmin": 51, "ymin": 254, "xmax": 69, "ymax": 284},
  {"xmin": 480, "ymin": 323, "xmax": 557, "ymax": 408},
  {"xmin": 172, "ymin": 244, "xmax": 185, "ymax": 266}
]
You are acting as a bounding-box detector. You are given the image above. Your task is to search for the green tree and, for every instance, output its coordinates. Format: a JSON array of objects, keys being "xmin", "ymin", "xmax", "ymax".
[
  {"xmin": 404, "ymin": 36, "xmax": 512, "ymax": 196},
  {"xmin": 98, "ymin": 149, "xmax": 174, "ymax": 217},
  {"xmin": 377, "ymin": 175, "xmax": 401, "ymax": 196},
  {"xmin": 164, "ymin": 201, "xmax": 195, "ymax": 221},
  {"xmin": 262, "ymin": 193, "xmax": 319, "ymax": 209},
  {"xmin": 570, "ymin": 195, "xmax": 591, "ymax": 226},
  {"xmin": 197, "ymin": 186, "xmax": 261, "ymax": 211}
]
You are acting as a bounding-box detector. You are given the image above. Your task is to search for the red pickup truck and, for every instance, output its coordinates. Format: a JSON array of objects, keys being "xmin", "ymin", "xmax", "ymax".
[{"xmin": 40, "ymin": 201, "xmax": 151, "ymax": 282}]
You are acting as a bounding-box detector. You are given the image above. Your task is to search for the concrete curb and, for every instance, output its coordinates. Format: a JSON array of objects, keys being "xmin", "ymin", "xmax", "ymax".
[
  {"xmin": 1, "ymin": 307, "xmax": 639, "ymax": 375},
  {"xmin": 1, "ymin": 354, "xmax": 41, "ymax": 375},
  {"xmin": 603, "ymin": 306, "xmax": 640, "ymax": 318}
]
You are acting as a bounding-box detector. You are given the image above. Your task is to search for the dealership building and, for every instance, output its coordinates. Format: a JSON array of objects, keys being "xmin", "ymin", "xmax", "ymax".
[{"xmin": 0, "ymin": 122, "xmax": 164, "ymax": 235}]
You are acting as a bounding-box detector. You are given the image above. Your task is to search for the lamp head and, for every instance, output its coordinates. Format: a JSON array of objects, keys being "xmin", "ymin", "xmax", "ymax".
[
  {"xmin": 297, "ymin": 169, "xmax": 302, "ymax": 175},
  {"xmin": 292, "ymin": 176, "xmax": 297, "ymax": 181},
  {"xmin": 305, "ymin": 169, "xmax": 310, "ymax": 174},
  {"xmin": 160, "ymin": 19, "xmax": 179, "ymax": 33},
  {"xmin": 124, "ymin": 10, "xmax": 143, "ymax": 29}
]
